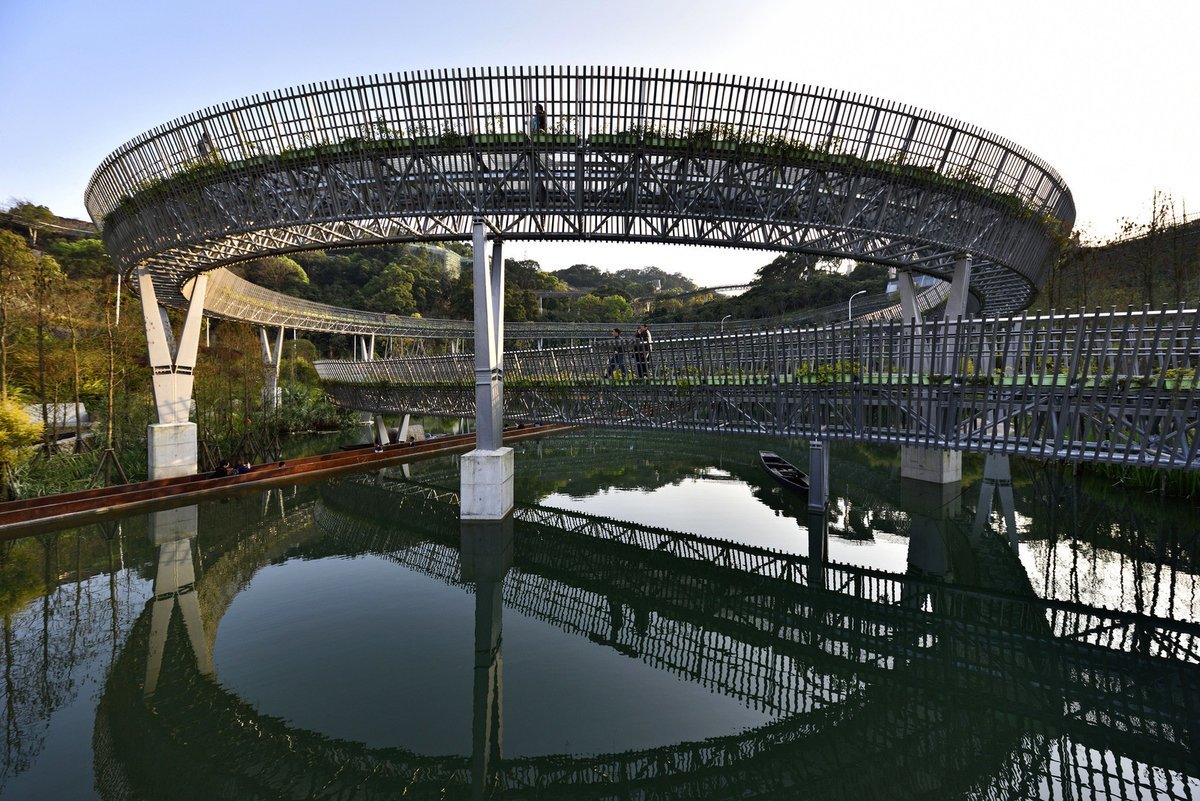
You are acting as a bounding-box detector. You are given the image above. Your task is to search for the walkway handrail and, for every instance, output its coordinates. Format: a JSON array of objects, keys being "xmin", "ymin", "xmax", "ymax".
[
  {"xmin": 88, "ymin": 66, "xmax": 1074, "ymax": 315},
  {"xmin": 317, "ymin": 306, "xmax": 1200, "ymax": 470}
]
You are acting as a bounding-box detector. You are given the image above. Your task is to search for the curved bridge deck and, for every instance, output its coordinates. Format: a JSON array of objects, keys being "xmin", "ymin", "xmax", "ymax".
[
  {"xmin": 318, "ymin": 307, "xmax": 1200, "ymax": 471},
  {"xmin": 88, "ymin": 66, "xmax": 1072, "ymax": 315}
]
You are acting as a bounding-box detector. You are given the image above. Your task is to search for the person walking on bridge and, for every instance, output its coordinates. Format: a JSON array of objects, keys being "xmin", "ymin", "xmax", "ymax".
[
  {"xmin": 604, "ymin": 328, "xmax": 626, "ymax": 378},
  {"xmin": 634, "ymin": 324, "xmax": 653, "ymax": 379}
]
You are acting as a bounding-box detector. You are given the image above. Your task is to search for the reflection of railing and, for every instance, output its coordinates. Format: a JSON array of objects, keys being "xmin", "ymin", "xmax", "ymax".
[
  {"xmin": 312, "ymin": 476, "xmax": 1200, "ymax": 790},
  {"xmin": 88, "ymin": 66, "xmax": 1072, "ymax": 314},
  {"xmin": 318, "ymin": 307, "xmax": 1200, "ymax": 470}
]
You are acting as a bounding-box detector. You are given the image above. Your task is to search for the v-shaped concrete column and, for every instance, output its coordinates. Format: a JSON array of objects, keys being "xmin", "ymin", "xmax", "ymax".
[{"xmin": 139, "ymin": 269, "xmax": 208, "ymax": 478}]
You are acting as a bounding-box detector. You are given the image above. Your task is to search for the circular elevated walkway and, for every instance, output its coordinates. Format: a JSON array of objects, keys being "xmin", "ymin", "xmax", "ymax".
[{"xmin": 88, "ymin": 66, "xmax": 1073, "ymax": 316}]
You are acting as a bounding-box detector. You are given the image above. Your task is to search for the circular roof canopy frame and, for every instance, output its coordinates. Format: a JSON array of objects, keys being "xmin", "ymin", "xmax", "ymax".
[{"xmin": 86, "ymin": 66, "xmax": 1075, "ymax": 316}]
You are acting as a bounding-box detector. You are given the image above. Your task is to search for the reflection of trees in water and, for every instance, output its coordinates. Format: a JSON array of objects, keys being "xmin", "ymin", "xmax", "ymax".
[
  {"xmin": 1, "ymin": 526, "xmax": 151, "ymax": 791},
  {"xmin": 1014, "ymin": 461, "xmax": 1200, "ymax": 620}
]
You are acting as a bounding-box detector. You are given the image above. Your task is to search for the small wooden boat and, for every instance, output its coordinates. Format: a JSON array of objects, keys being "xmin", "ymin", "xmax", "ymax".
[{"xmin": 759, "ymin": 451, "xmax": 810, "ymax": 492}]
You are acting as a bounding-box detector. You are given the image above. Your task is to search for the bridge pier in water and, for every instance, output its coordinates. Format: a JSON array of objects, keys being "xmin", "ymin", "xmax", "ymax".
[
  {"xmin": 461, "ymin": 218, "xmax": 514, "ymax": 520},
  {"xmin": 139, "ymin": 268, "xmax": 208, "ymax": 479},
  {"xmin": 899, "ymin": 255, "xmax": 971, "ymax": 485}
]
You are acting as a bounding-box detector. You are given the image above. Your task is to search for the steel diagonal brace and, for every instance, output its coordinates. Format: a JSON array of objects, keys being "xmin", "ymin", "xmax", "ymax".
[{"xmin": 710, "ymin": 390, "xmax": 771, "ymax": 433}]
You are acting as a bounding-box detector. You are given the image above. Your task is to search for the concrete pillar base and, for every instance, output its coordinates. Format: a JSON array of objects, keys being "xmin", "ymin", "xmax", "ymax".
[
  {"xmin": 900, "ymin": 446, "xmax": 962, "ymax": 485},
  {"xmin": 147, "ymin": 422, "xmax": 198, "ymax": 479},
  {"xmin": 460, "ymin": 448, "xmax": 514, "ymax": 520}
]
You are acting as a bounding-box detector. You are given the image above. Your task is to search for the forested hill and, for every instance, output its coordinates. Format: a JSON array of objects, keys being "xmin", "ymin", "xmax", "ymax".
[{"xmin": 7, "ymin": 205, "xmax": 1199, "ymax": 320}]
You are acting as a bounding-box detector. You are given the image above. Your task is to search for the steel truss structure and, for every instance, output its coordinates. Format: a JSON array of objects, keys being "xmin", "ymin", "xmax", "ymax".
[
  {"xmin": 87, "ymin": 67, "xmax": 1073, "ymax": 315},
  {"xmin": 318, "ymin": 307, "xmax": 1200, "ymax": 471}
]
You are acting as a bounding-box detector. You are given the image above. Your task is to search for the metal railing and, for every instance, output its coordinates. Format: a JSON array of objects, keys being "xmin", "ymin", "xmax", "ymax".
[
  {"xmin": 317, "ymin": 306, "xmax": 1200, "ymax": 470},
  {"xmin": 204, "ymin": 265, "xmax": 947, "ymax": 338},
  {"xmin": 88, "ymin": 66, "xmax": 1073, "ymax": 314}
]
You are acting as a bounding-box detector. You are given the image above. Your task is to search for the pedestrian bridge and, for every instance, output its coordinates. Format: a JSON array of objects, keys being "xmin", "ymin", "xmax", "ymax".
[
  {"xmin": 87, "ymin": 66, "xmax": 1073, "ymax": 316},
  {"xmin": 85, "ymin": 65, "xmax": 1084, "ymax": 485},
  {"xmin": 316, "ymin": 306, "xmax": 1200, "ymax": 471}
]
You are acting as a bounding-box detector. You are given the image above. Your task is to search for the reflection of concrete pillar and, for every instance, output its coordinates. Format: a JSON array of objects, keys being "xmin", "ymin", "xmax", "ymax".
[
  {"xmin": 972, "ymin": 454, "xmax": 1018, "ymax": 549},
  {"xmin": 463, "ymin": 218, "xmax": 513, "ymax": 520},
  {"xmin": 140, "ymin": 270, "xmax": 208, "ymax": 478},
  {"xmin": 807, "ymin": 510, "xmax": 828, "ymax": 589},
  {"xmin": 461, "ymin": 518, "xmax": 512, "ymax": 801},
  {"xmin": 807, "ymin": 440, "xmax": 829, "ymax": 513},
  {"xmin": 144, "ymin": 506, "xmax": 212, "ymax": 695},
  {"xmin": 901, "ymin": 478, "xmax": 958, "ymax": 581}
]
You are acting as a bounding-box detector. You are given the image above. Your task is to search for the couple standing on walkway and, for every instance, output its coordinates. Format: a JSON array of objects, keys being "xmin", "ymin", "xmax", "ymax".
[{"xmin": 605, "ymin": 325, "xmax": 653, "ymax": 378}]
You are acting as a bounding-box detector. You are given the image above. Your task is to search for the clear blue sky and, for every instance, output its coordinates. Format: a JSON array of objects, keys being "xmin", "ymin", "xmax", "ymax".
[{"xmin": 2, "ymin": 0, "xmax": 1197, "ymax": 285}]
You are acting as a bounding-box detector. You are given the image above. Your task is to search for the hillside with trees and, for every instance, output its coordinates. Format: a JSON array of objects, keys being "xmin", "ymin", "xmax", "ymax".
[{"xmin": 2, "ymin": 197, "xmax": 1197, "ymax": 498}]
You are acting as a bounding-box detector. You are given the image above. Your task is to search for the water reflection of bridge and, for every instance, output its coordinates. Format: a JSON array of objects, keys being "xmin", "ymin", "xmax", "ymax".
[{"xmin": 94, "ymin": 476, "xmax": 1200, "ymax": 800}]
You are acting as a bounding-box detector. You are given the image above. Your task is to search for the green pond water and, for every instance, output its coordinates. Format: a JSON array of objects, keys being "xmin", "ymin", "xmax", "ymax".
[{"xmin": 1, "ymin": 428, "xmax": 1197, "ymax": 799}]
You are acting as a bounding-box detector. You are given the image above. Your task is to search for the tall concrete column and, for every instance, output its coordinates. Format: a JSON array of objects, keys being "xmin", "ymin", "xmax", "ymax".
[
  {"xmin": 807, "ymin": 440, "xmax": 829, "ymax": 514},
  {"xmin": 140, "ymin": 268, "xmax": 208, "ymax": 478},
  {"xmin": 462, "ymin": 218, "xmax": 513, "ymax": 520},
  {"xmin": 260, "ymin": 325, "xmax": 284, "ymax": 411},
  {"xmin": 900, "ymin": 255, "xmax": 971, "ymax": 485}
]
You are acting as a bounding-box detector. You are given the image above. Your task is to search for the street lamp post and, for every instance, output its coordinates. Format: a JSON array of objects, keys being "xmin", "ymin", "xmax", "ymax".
[
  {"xmin": 720, "ymin": 314, "xmax": 732, "ymax": 333},
  {"xmin": 848, "ymin": 290, "xmax": 867, "ymax": 321}
]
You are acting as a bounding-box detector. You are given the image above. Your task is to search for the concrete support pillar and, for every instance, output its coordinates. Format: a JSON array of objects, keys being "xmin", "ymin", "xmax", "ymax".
[
  {"xmin": 140, "ymin": 269, "xmax": 208, "ymax": 478},
  {"xmin": 461, "ymin": 518, "xmax": 511, "ymax": 800},
  {"xmin": 900, "ymin": 256, "xmax": 971, "ymax": 485},
  {"xmin": 373, "ymin": 414, "xmax": 391, "ymax": 446},
  {"xmin": 144, "ymin": 506, "xmax": 212, "ymax": 696},
  {"xmin": 463, "ymin": 218, "xmax": 512, "ymax": 520},
  {"xmin": 260, "ymin": 325, "xmax": 284, "ymax": 411},
  {"xmin": 807, "ymin": 440, "xmax": 829, "ymax": 514}
]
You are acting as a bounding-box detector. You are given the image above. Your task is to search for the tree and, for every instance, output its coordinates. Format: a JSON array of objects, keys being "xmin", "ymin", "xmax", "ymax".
[
  {"xmin": 363, "ymin": 263, "xmax": 417, "ymax": 315},
  {"xmin": 29, "ymin": 253, "xmax": 64, "ymax": 452},
  {"xmin": 0, "ymin": 231, "xmax": 39, "ymax": 399},
  {"xmin": 0, "ymin": 397, "xmax": 42, "ymax": 500},
  {"xmin": 47, "ymin": 239, "xmax": 112, "ymax": 280},
  {"xmin": 4, "ymin": 202, "xmax": 54, "ymax": 247},
  {"xmin": 234, "ymin": 255, "xmax": 309, "ymax": 293}
]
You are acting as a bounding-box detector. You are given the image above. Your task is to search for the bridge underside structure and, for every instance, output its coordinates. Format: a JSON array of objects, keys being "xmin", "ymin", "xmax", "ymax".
[{"xmin": 86, "ymin": 66, "xmax": 1076, "ymax": 494}]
